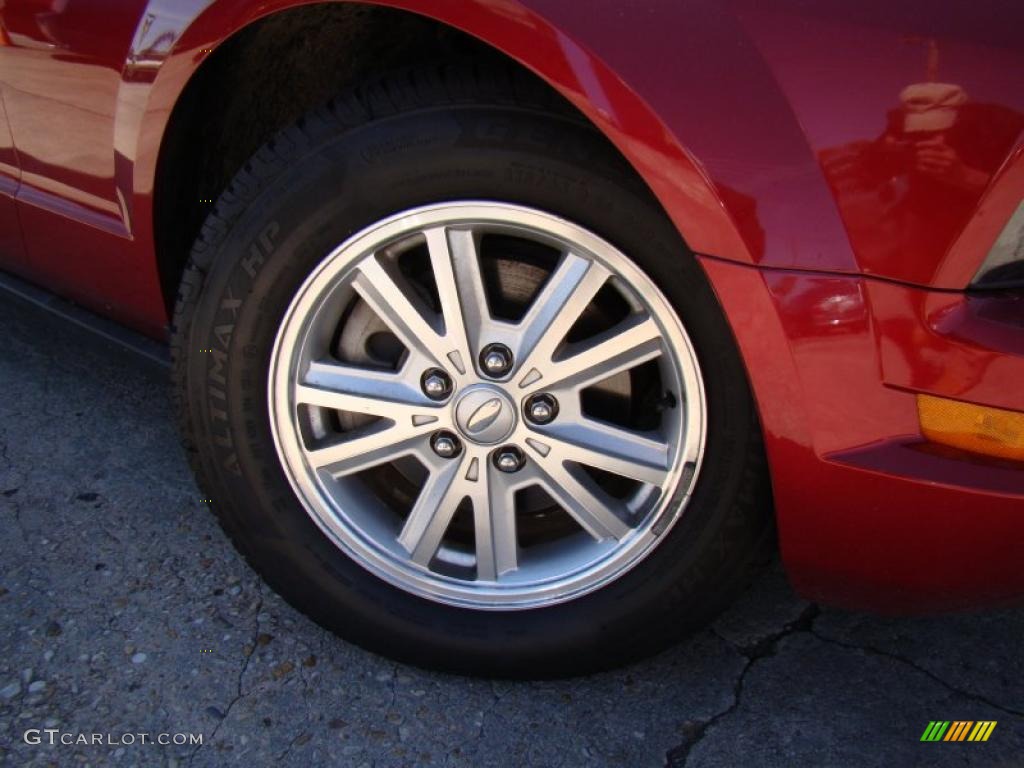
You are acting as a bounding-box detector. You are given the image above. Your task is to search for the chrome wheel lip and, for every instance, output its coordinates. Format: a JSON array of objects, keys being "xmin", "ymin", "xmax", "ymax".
[{"xmin": 268, "ymin": 201, "xmax": 707, "ymax": 610}]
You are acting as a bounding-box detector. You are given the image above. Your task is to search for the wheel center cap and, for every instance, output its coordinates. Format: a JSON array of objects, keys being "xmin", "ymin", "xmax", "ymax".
[{"xmin": 454, "ymin": 386, "xmax": 516, "ymax": 445}]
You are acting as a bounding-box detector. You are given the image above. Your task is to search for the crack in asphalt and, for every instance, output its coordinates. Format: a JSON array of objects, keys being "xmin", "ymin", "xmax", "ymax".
[
  {"xmin": 2, "ymin": 493, "xmax": 28, "ymax": 545},
  {"xmin": 0, "ymin": 427, "xmax": 28, "ymax": 544},
  {"xmin": 0, "ymin": 429, "xmax": 12, "ymax": 470},
  {"xmin": 475, "ymin": 680, "xmax": 504, "ymax": 741},
  {"xmin": 188, "ymin": 580, "xmax": 265, "ymax": 767},
  {"xmin": 275, "ymin": 635, "xmax": 320, "ymax": 761},
  {"xmin": 808, "ymin": 629, "xmax": 1024, "ymax": 719},
  {"xmin": 663, "ymin": 605, "xmax": 821, "ymax": 767},
  {"xmin": 664, "ymin": 603, "xmax": 1023, "ymax": 767},
  {"xmin": 276, "ymin": 727, "xmax": 307, "ymax": 763}
]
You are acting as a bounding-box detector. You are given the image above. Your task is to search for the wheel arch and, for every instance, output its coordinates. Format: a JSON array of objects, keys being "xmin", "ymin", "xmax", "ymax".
[{"xmin": 139, "ymin": 0, "xmax": 756, "ymax": 317}]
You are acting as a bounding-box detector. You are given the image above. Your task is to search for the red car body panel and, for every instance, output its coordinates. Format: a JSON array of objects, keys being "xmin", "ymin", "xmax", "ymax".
[
  {"xmin": 0, "ymin": 0, "xmax": 1021, "ymax": 611},
  {"xmin": 704, "ymin": 258, "xmax": 1024, "ymax": 610}
]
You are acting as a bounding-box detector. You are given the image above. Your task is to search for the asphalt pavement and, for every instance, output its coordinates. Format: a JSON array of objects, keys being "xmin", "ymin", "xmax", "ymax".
[{"xmin": 0, "ymin": 291, "xmax": 1021, "ymax": 767}]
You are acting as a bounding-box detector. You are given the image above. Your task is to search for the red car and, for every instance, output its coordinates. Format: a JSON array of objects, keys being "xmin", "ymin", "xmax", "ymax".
[{"xmin": 0, "ymin": 0, "xmax": 1021, "ymax": 675}]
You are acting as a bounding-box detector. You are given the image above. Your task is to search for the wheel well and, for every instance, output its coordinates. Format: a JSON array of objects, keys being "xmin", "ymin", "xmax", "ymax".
[{"xmin": 154, "ymin": 3, "xmax": 596, "ymax": 316}]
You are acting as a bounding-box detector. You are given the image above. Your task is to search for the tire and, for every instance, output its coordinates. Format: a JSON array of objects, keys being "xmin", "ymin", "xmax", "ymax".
[{"xmin": 171, "ymin": 65, "xmax": 772, "ymax": 677}]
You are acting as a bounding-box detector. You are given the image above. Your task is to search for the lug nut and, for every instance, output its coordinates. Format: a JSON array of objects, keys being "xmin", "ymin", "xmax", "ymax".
[
  {"xmin": 492, "ymin": 445, "xmax": 525, "ymax": 473},
  {"xmin": 525, "ymin": 393, "xmax": 558, "ymax": 425},
  {"xmin": 479, "ymin": 343, "xmax": 513, "ymax": 378},
  {"xmin": 421, "ymin": 368, "xmax": 453, "ymax": 400},
  {"xmin": 431, "ymin": 431, "xmax": 462, "ymax": 459}
]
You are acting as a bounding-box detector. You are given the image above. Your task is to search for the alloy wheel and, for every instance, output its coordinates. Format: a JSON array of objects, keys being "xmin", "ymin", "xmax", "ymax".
[{"xmin": 268, "ymin": 202, "xmax": 706, "ymax": 609}]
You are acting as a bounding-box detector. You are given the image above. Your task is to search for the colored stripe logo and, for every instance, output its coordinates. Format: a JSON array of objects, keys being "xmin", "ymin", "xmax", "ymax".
[{"xmin": 921, "ymin": 721, "xmax": 997, "ymax": 742}]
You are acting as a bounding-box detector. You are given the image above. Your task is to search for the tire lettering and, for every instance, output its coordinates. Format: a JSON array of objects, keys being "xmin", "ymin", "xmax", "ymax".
[
  {"xmin": 208, "ymin": 348, "xmax": 228, "ymax": 387},
  {"xmin": 205, "ymin": 225, "xmax": 277, "ymax": 477},
  {"xmin": 207, "ymin": 316, "xmax": 238, "ymax": 474},
  {"xmin": 242, "ymin": 222, "xmax": 279, "ymax": 278},
  {"xmin": 213, "ymin": 324, "xmax": 233, "ymax": 355}
]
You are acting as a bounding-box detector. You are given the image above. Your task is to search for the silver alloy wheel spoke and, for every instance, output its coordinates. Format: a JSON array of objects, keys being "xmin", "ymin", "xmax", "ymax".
[
  {"xmin": 352, "ymin": 254, "xmax": 447, "ymax": 368},
  {"xmin": 398, "ymin": 455, "xmax": 467, "ymax": 565},
  {"xmin": 299, "ymin": 360, "xmax": 436, "ymax": 417},
  {"xmin": 514, "ymin": 254, "xmax": 609, "ymax": 380},
  {"xmin": 472, "ymin": 463, "xmax": 519, "ymax": 581},
  {"xmin": 529, "ymin": 461, "xmax": 631, "ymax": 541},
  {"xmin": 308, "ymin": 426, "xmax": 428, "ymax": 477},
  {"xmin": 269, "ymin": 202, "xmax": 706, "ymax": 609},
  {"xmin": 424, "ymin": 226, "xmax": 486, "ymax": 374},
  {"xmin": 539, "ymin": 315, "xmax": 663, "ymax": 392},
  {"xmin": 534, "ymin": 419, "xmax": 671, "ymax": 486},
  {"xmin": 296, "ymin": 359, "xmax": 442, "ymax": 477}
]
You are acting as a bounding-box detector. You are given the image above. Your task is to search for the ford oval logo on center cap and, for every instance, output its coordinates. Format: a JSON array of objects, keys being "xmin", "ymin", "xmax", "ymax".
[
  {"xmin": 453, "ymin": 387, "xmax": 516, "ymax": 445},
  {"xmin": 466, "ymin": 397, "xmax": 503, "ymax": 433}
]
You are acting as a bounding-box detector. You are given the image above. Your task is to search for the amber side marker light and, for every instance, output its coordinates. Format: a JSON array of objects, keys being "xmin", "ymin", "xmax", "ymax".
[{"xmin": 917, "ymin": 395, "xmax": 1024, "ymax": 462}]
